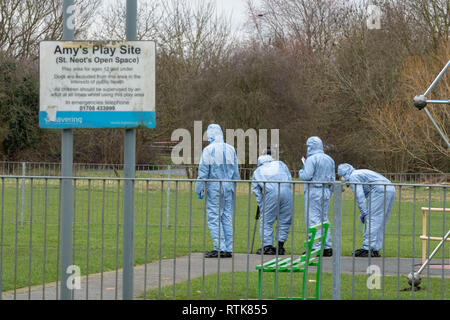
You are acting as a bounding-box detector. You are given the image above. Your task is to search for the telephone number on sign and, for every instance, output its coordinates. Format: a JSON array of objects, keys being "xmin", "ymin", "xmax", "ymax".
[{"xmin": 79, "ymin": 106, "xmax": 116, "ymax": 111}]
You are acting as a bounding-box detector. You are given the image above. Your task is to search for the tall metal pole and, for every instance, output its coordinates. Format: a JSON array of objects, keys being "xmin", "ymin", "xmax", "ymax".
[
  {"xmin": 60, "ymin": 0, "xmax": 75, "ymax": 300},
  {"xmin": 123, "ymin": 0, "xmax": 137, "ymax": 300}
]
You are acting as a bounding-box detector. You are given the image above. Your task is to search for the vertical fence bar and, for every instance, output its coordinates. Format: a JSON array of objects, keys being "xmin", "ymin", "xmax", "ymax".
[
  {"xmin": 426, "ymin": 189, "xmax": 431, "ymax": 299},
  {"xmin": 367, "ymin": 191, "xmax": 372, "ymax": 300},
  {"xmin": 246, "ymin": 181, "xmax": 251, "ymax": 300},
  {"xmin": 216, "ymin": 181, "xmax": 222, "ymax": 299},
  {"xmin": 289, "ymin": 183, "xmax": 296, "ymax": 300},
  {"xmin": 231, "ymin": 182, "xmax": 237, "ymax": 300},
  {"xmin": 56, "ymin": 179, "xmax": 62, "ymax": 300},
  {"xmin": 100, "ymin": 180, "xmax": 105, "ymax": 300},
  {"xmin": 27, "ymin": 179, "xmax": 34, "ymax": 300},
  {"xmin": 42, "ymin": 179, "xmax": 49, "ymax": 300},
  {"xmin": 158, "ymin": 181, "xmax": 164, "ymax": 299},
  {"xmin": 86, "ymin": 180, "xmax": 91, "ymax": 299},
  {"xmin": 351, "ymin": 184, "xmax": 357, "ymax": 299},
  {"xmin": 114, "ymin": 180, "xmax": 121, "ymax": 300},
  {"xmin": 259, "ymin": 183, "xmax": 266, "ymax": 300},
  {"xmin": 20, "ymin": 162, "xmax": 25, "ymax": 226},
  {"xmin": 172, "ymin": 181, "xmax": 178, "ymax": 299},
  {"xmin": 71, "ymin": 180, "xmax": 77, "ymax": 300},
  {"xmin": 143, "ymin": 180, "xmax": 150, "ymax": 300},
  {"xmin": 303, "ymin": 184, "xmax": 310, "ymax": 300},
  {"xmin": 411, "ymin": 187, "xmax": 417, "ymax": 299},
  {"xmin": 441, "ymin": 187, "xmax": 446, "ymax": 299},
  {"xmin": 381, "ymin": 185, "xmax": 386, "ymax": 299},
  {"xmin": 187, "ymin": 181, "xmax": 193, "ymax": 299},
  {"xmin": 166, "ymin": 165, "xmax": 171, "ymax": 228},
  {"xmin": 0, "ymin": 178, "xmax": 4, "ymax": 300},
  {"xmin": 13, "ymin": 179, "xmax": 19, "ymax": 299},
  {"xmin": 201, "ymin": 182, "xmax": 206, "ymax": 299},
  {"xmin": 318, "ymin": 185, "xmax": 325, "ymax": 300},
  {"xmin": 397, "ymin": 186, "xmax": 402, "ymax": 299},
  {"xmin": 274, "ymin": 183, "xmax": 281, "ymax": 299},
  {"xmin": 332, "ymin": 181, "xmax": 342, "ymax": 300}
]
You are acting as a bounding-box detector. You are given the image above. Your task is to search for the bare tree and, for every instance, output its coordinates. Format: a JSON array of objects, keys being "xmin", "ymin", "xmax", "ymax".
[
  {"xmin": 246, "ymin": 0, "xmax": 351, "ymax": 55},
  {"xmin": 90, "ymin": 0, "xmax": 161, "ymax": 41},
  {"xmin": 364, "ymin": 41, "xmax": 449, "ymax": 172},
  {"xmin": 398, "ymin": 0, "xmax": 450, "ymax": 52},
  {"xmin": 0, "ymin": 0, "xmax": 100, "ymax": 59},
  {"xmin": 156, "ymin": 0, "xmax": 232, "ymax": 74}
]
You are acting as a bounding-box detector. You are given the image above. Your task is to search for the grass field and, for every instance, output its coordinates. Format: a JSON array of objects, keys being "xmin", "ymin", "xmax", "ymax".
[
  {"xmin": 0, "ymin": 177, "xmax": 448, "ymax": 297},
  {"xmin": 141, "ymin": 271, "xmax": 450, "ymax": 300}
]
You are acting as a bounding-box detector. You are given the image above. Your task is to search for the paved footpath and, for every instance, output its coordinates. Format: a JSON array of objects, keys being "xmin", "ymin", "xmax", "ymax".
[{"xmin": 2, "ymin": 254, "xmax": 449, "ymax": 300}]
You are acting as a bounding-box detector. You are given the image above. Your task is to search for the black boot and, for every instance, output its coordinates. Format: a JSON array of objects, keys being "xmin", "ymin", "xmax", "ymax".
[
  {"xmin": 205, "ymin": 250, "xmax": 219, "ymax": 258},
  {"xmin": 277, "ymin": 241, "xmax": 286, "ymax": 255},
  {"xmin": 353, "ymin": 248, "xmax": 369, "ymax": 257},
  {"xmin": 370, "ymin": 250, "xmax": 381, "ymax": 257},
  {"xmin": 256, "ymin": 245, "xmax": 276, "ymax": 255},
  {"xmin": 353, "ymin": 248, "xmax": 381, "ymax": 257},
  {"xmin": 220, "ymin": 251, "xmax": 232, "ymax": 258}
]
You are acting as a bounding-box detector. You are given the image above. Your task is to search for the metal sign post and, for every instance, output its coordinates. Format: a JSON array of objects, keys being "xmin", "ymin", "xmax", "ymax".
[
  {"xmin": 60, "ymin": 0, "xmax": 75, "ymax": 301},
  {"xmin": 122, "ymin": 0, "xmax": 137, "ymax": 300},
  {"xmin": 39, "ymin": 0, "xmax": 154, "ymax": 300},
  {"xmin": 413, "ymin": 60, "xmax": 450, "ymax": 148}
]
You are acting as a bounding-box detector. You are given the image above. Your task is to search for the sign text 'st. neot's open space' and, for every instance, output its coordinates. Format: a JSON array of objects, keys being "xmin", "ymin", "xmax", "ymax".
[{"xmin": 39, "ymin": 40, "xmax": 155, "ymax": 129}]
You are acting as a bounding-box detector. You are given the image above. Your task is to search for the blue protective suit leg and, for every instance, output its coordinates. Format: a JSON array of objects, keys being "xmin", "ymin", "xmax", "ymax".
[
  {"xmin": 221, "ymin": 190, "xmax": 235, "ymax": 252},
  {"xmin": 259, "ymin": 187, "xmax": 293, "ymax": 248},
  {"xmin": 277, "ymin": 189, "xmax": 293, "ymax": 243},
  {"xmin": 304, "ymin": 186, "xmax": 332, "ymax": 249},
  {"xmin": 205, "ymin": 186, "xmax": 225, "ymax": 252},
  {"xmin": 363, "ymin": 186, "xmax": 395, "ymax": 251},
  {"xmin": 206, "ymin": 185, "xmax": 234, "ymax": 252}
]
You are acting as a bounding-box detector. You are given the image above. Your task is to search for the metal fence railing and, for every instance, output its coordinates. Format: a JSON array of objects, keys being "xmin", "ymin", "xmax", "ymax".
[
  {"xmin": 0, "ymin": 161, "xmax": 448, "ymax": 183},
  {"xmin": 0, "ymin": 176, "xmax": 448, "ymax": 300}
]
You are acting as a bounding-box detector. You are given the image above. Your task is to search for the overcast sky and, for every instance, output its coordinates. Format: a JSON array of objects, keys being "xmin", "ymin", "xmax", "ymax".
[
  {"xmin": 215, "ymin": 0, "xmax": 264, "ymax": 39},
  {"xmin": 215, "ymin": 0, "xmax": 251, "ymax": 30},
  {"xmin": 98, "ymin": 0, "xmax": 263, "ymax": 38}
]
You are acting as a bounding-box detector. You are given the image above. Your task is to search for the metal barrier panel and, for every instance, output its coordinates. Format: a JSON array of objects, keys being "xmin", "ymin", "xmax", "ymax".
[
  {"xmin": 341, "ymin": 182, "xmax": 449, "ymax": 300},
  {"xmin": 0, "ymin": 176, "xmax": 448, "ymax": 300}
]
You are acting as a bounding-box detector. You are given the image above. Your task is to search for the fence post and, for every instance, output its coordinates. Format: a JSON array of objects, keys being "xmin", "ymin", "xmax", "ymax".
[
  {"xmin": 332, "ymin": 181, "xmax": 343, "ymax": 300},
  {"xmin": 60, "ymin": 0, "xmax": 75, "ymax": 301},
  {"xmin": 20, "ymin": 162, "xmax": 25, "ymax": 226},
  {"xmin": 166, "ymin": 165, "xmax": 171, "ymax": 228},
  {"xmin": 122, "ymin": 0, "xmax": 137, "ymax": 300}
]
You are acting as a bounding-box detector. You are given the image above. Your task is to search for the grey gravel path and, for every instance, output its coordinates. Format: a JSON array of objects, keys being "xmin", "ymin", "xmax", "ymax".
[{"xmin": 2, "ymin": 253, "xmax": 448, "ymax": 300}]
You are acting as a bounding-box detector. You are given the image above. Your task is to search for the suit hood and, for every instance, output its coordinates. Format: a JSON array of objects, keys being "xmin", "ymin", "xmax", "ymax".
[
  {"xmin": 257, "ymin": 154, "xmax": 274, "ymax": 167},
  {"xmin": 306, "ymin": 136, "xmax": 324, "ymax": 157},
  {"xmin": 206, "ymin": 124, "xmax": 224, "ymax": 144},
  {"xmin": 337, "ymin": 163, "xmax": 354, "ymax": 181}
]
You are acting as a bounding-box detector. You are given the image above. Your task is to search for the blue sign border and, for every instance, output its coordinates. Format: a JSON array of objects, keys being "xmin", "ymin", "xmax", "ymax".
[
  {"xmin": 39, "ymin": 40, "xmax": 156, "ymax": 129},
  {"xmin": 39, "ymin": 111, "xmax": 156, "ymax": 129}
]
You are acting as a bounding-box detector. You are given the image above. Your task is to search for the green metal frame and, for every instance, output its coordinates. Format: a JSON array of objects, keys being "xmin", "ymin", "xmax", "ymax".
[{"xmin": 255, "ymin": 221, "xmax": 330, "ymax": 300}]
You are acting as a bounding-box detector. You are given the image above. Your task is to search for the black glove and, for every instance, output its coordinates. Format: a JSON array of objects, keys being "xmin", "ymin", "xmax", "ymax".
[{"xmin": 255, "ymin": 206, "xmax": 260, "ymax": 220}]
